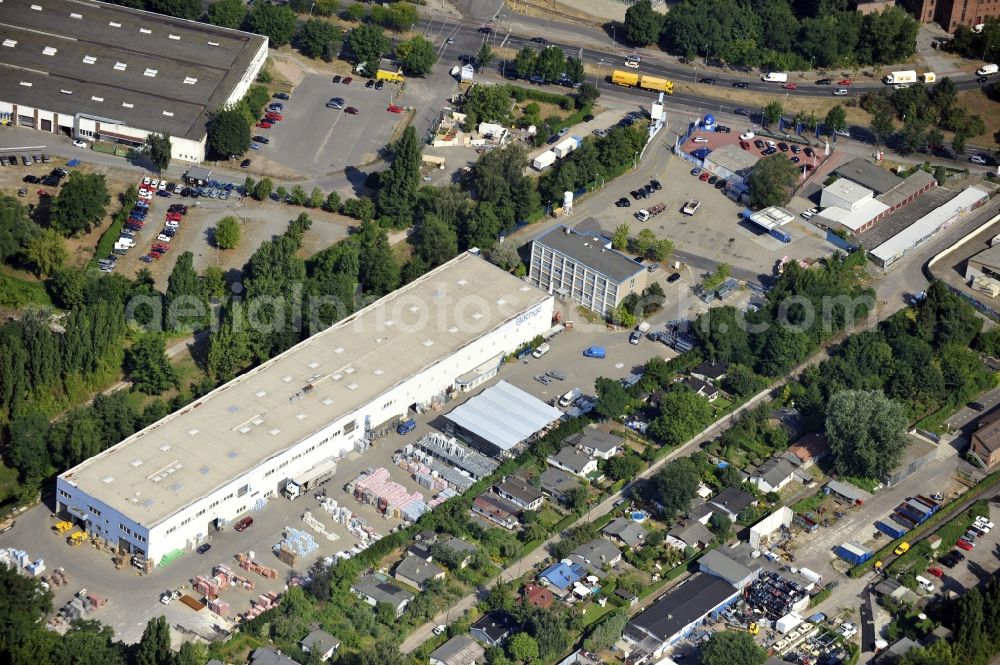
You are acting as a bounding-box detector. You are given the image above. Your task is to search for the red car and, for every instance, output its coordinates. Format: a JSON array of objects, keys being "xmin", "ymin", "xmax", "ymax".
[
  {"xmin": 782, "ymin": 82, "xmax": 798, "ymax": 90},
  {"xmin": 166, "ymin": 212, "xmax": 182, "ymax": 222},
  {"xmin": 128, "ymin": 218, "xmax": 145, "ymax": 226},
  {"xmin": 387, "ymin": 105, "xmax": 403, "ymax": 114},
  {"xmin": 839, "ymin": 79, "xmax": 853, "ymax": 86},
  {"xmin": 926, "ymin": 567, "xmax": 944, "ymax": 578},
  {"xmin": 265, "ymin": 112, "xmax": 283, "ymax": 121},
  {"xmin": 699, "ymin": 171, "xmax": 710, "ymax": 181},
  {"xmin": 234, "ymin": 516, "xmax": 254, "ymax": 532},
  {"xmin": 956, "ymin": 539, "xmax": 974, "ymax": 551},
  {"xmin": 739, "ymin": 140, "xmax": 750, "ymax": 150},
  {"xmin": 256, "ymin": 120, "xmax": 273, "ymax": 129},
  {"xmin": 38, "ymin": 189, "xmax": 50, "ymax": 197},
  {"xmin": 342, "ymin": 76, "xmax": 352, "ymax": 84},
  {"xmin": 345, "ymin": 107, "xmax": 359, "ymax": 115}
]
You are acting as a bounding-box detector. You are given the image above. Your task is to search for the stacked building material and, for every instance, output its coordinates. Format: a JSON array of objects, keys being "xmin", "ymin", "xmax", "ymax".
[
  {"xmin": 427, "ymin": 488, "xmax": 459, "ymax": 508},
  {"xmin": 193, "ymin": 574, "xmax": 221, "ymax": 599},
  {"xmin": 351, "ymin": 467, "xmax": 424, "ymax": 517},
  {"xmin": 0, "ymin": 548, "xmax": 29, "ymax": 571},
  {"xmin": 208, "ymin": 598, "xmax": 230, "ymax": 616},
  {"xmin": 236, "ymin": 552, "xmax": 278, "ymax": 579},
  {"xmin": 272, "ymin": 527, "xmax": 318, "ymax": 560},
  {"xmin": 26, "ymin": 559, "xmax": 45, "ymax": 576}
]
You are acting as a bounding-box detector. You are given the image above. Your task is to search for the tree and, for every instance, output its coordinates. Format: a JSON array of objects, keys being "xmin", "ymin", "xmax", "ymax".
[
  {"xmin": 214, "ymin": 215, "xmax": 242, "ymax": 249},
  {"xmin": 344, "ymin": 2, "xmax": 365, "ymax": 20},
  {"xmin": 415, "ymin": 215, "xmax": 458, "ymax": 267},
  {"xmin": 254, "ymin": 177, "xmax": 273, "ymax": 202},
  {"xmin": 826, "ymin": 389, "xmax": 907, "ymax": 479},
  {"xmin": 126, "ymin": 334, "xmax": 178, "ymax": 395},
  {"xmin": 747, "ymin": 154, "xmax": 799, "ymax": 208},
  {"xmin": 296, "ymin": 19, "xmax": 342, "ymax": 61},
  {"xmin": 208, "ymin": 107, "xmax": 251, "ymax": 159},
  {"xmin": 207, "ymin": 310, "xmax": 253, "ymax": 381},
  {"xmin": 507, "ymin": 633, "xmax": 539, "ymax": 663},
  {"xmin": 23, "ymin": 228, "xmax": 67, "ymax": 277},
  {"xmin": 486, "ymin": 242, "xmax": 521, "ymax": 271},
  {"xmin": 595, "ymin": 377, "xmax": 632, "ymax": 420},
  {"xmin": 249, "ymin": 3, "xmax": 297, "ymax": 46},
  {"xmin": 513, "ymin": 47, "xmax": 538, "ymax": 79},
  {"xmin": 536, "ymin": 45, "xmax": 566, "ymax": 82},
  {"xmin": 476, "ymin": 42, "xmax": 494, "ymax": 72},
  {"xmin": 647, "ymin": 389, "xmax": 713, "ymax": 447},
  {"xmin": 0, "ymin": 194, "xmax": 37, "ymax": 265},
  {"xmin": 324, "ymin": 190, "xmax": 342, "ymax": 212},
  {"xmin": 136, "ymin": 616, "xmax": 172, "ymax": 665},
  {"xmin": 709, "ymin": 512, "xmax": 732, "ymax": 540},
  {"xmin": 165, "ymin": 251, "xmax": 206, "ymax": 330},
  {"xmin": 371, "ymin": 2, "xmax": 418, "ymax": 31},
  {"xmin": 341, "ymin": 197, "xmax": 375, "ymax": 221},
  {"xmin": 207, "ymin": 0, "xmax": 247, "ymax": 28},
  {"xmin": 565, "ymin": 56, "xmax": 585, "ymax": 83},
  {"xmin": 308, "ymin": 187, "xmax": 325, "ymax": 209},
  {"xmin": 623, "ymin": 0, "xmax": 663, "ymax": 45},
  {"xmin": 51, "ymin": 172, "xmax": 111, "ymax": 236},
  {"xmin": 870, "ymin": 108, "xmax": 895, "ymax": 147},
  {"xmin": 646, "ymin": 456, "xmax": 703, "ymax": 517},
  {"xmin": 0, "ymin": 563, "xmax": 52, "ymax": 650},
  {"xmin": 377, "ymin": 126, "xmax": 421, "ymax": 226},
  {"xmin": 722, "ymin": 364, "xmax": 765, "ymax": 397},
  {"xmin": 763, "ymin": 101, "xmax": 784, "ymax": 128},
  {"xmin": 575, "ymin": 82, "xmax": 600, "ymax": 108},
  {"xmin": 177, "ymin": 641, "xmax": 207, "ymax": 665},
  {"xmin": 290, "ymin": 185, "xmax": 308, "ymax": 206},
  {"xmin": 825, "ymin": 105, "xmax": 847, "ymax": 133},
  {"xmin": 396, "ymin": 35, "xmax": 437, "ymax": 76},
  {"xmin": 701, "ymin": 630, "xmax": 767, "ymax": 665},
  {"xmin": 148, "ymin": 0, "xmax": 200, "ymax": 19},
  {"xmin": 349, "ymin": 23, "xmax": 390, "ymax": 74},
  {"xmin": 612, "ymin": 224, "xmax": 630, "ymax": 250},
  {"xmin": 358, "ymin": 220, "xmax": 399, "ymax": 295},
  {"xmin": 144, "ymin": 132, "xmax": 172, "ymax": 172},
  {"xmin": 8, "ymin": 411, "xmax": 52, "ymax": 484},
  {"xmin": 607, "ymin": 453, "xmax": 643, "ymax": 482}
]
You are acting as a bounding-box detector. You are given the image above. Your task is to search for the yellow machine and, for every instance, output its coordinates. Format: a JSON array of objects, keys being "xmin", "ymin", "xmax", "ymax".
[
  {"xmin": 376, "ymin": 68, "xmax": 405, "ymax": 83},
  {"xmin": 611, "ymin": 70, "xmax": 640, "ymax": 87},
  {"xmin": 748, "ymin": 622, "xmax": 760, "ymax": 636},
  {"xmin": 54, "ymin": 521, "xmax": 73, "ymax": 534},
  {"xmin": 67, "ymin": 531, "xmax": 88, "ymax": 546}
]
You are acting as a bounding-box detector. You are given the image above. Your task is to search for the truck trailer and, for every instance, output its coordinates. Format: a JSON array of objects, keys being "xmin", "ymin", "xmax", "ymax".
[
  {"xmin": 553, "ymin": 137, "xmax": 581, "ymax": 158},
  {"xmin": 882, "ymin": 70, "xmax": 917, "ymax": 85},
  {"xmin": 639, "ymin": 75, "xmax": 674, "ymax": 94},
  {"xmin": 531, "ymin": 150, "xmax": 557, "ymax": 170},
  {"xmin": 611, "ymin": 70, "xmax": 640, "ymax": 87},
  {"xmin": 282, "ymin": 458, "xmax": 337, "ymax": 499}
]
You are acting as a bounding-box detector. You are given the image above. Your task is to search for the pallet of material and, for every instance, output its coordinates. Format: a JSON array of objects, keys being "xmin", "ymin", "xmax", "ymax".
[
  {"xmin": 236, "ymin": 552, "xmax": 278, "ymax": 579},
  {"xmin": 208, "ymin": 599, "xmax": 231, "ymax": 616},
  {"xmin": 180, "ymin": 595, "xmax": 205, "ymax": 611}
]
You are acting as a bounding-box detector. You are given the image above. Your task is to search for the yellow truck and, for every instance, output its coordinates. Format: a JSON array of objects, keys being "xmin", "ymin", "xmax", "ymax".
[
  {"xmin": 376, "ymin": 68, "xmax": 405, "ymax": 83},
  {"xmin": 640, "ymin": 75, "xmax": 674, "ymax": 94},
  {"xmin": 611, "ymin": 70, "xmax": 640, "ymax": 87}
]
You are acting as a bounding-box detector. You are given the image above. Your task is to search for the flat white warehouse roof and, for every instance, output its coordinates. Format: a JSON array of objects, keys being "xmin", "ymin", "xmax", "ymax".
[
  {"xmin": 60, "ymin": 252, "xmax": 550, "ymax": 525},
  {"xmin": 870, "ymin": 186, "xmax": 989, "ymax": 264}
]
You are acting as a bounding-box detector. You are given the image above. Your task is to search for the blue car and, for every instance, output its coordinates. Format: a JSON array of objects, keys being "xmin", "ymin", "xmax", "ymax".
[{"xmin": 583, "ymin": 346, "xmax": 606, "ymax": 359}]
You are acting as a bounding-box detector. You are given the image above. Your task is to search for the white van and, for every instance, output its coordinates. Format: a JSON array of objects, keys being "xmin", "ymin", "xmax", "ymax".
[
  {"xmin": 559, "ymin": 388, "xmax": 581, "ymax": 407},
  {"xmin": 532, "ymin": 343, "xmax": 550, "ymax": 358},
  {"xmin": 915, "ymin": 575, "xmax": 935, "ymax": 593},
  {"xmin": 976, "ymin": 63, "xmax": 998, "ymax": 76},
  {"xmin": 761, "ymin": 72, "xmax": 788, "ymax": 83}
]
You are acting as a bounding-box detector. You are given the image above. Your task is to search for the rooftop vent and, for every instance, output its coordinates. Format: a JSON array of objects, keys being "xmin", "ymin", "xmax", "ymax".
[
  {"xmin": 199, "ymin": 466, "xmax": 210, "ymax": 475},
  {"xmin": 227, "ymin": 450, "xmax": 239, "ymax": 459},
  {"xmin": 42, "ymin": 46, "xmax": 57, "ymax": 56},
  {"xmin": 169, "ymin": 482, "xmax": 182, "ymax": 493},
  {"xmin": 227, "ymin": 405, "xmax": 240, "ymax": 413},
  {"xmin": 141, "ymin": 498, "xmax": 155, "ymax": 508}
]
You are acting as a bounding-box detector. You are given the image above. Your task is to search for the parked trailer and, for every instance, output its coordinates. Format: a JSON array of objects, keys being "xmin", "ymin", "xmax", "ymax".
[
  {"xmin": 834, "ymin": 542, "xmax": 873, "ymax": 566},
  {"xmin": 770, "ymin": 228, "xmax": 792, "ymax": 243},
  {"xmin": 895, "ymin": 501, "xmax": 927, "ymax": 522},
  {"xmin": 553, "ymin": 137, "xmax": 581, "ymax": 159},
  {"xmin": 875, "ymin": 519, "xmax": 910, "ymax": 540},
  {"xmin": 905, "ymin": 499, "xmax": 934, "ymax": 520},
  {"xmin": 531, "ymin": 150, "xmax": 557, "ymax": 170},
  {"xmin": 914, "ymin": 495, "xmax": 940, "ymax": 513},
  {"xmin": 882, "ymin": 70, "xmax": 917, "ymax": 85},
  {"xmin": 892, "ymin": 511, "xmax": 919, "ymax": 529},
  {"xmin": 639, "ymin": 75, "xmax": 674, "ymax": 94},
  {"xmin": 611, "ymin": 70, "xmax": 640, "ymax": 87}
]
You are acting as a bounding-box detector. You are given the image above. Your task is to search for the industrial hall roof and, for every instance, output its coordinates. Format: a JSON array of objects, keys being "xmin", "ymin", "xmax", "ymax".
[
  {"xmin": 444, "ymin": 380, "xmax": 563, "ymax": 452},
  {"xmin": 60, "ymin": 252, "xmax": 551, "ymax": 526},
  {"xmin": 0, "ymin": 0, "xmax": 267, "ymax": 140}
]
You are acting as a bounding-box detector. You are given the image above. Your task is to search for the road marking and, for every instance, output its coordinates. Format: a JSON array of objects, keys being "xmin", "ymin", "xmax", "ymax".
[{"xmin": 312, "ymin": 110, "xmax": 343, "ymax": 166}]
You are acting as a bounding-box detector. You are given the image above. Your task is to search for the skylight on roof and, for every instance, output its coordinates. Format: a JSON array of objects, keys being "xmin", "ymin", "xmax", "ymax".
[
  {"xmin": 83, "ymin": 55, "xmax": 96, "ymax": 64},
  {"xmin": 295, "ymin": 413, "xmax": 306, "ymax": 420},
  {"xmin": 162, "ymin": 111, "xmax": 173, "ymax": 117},
  {"xmin": 238, "ymin": 426, "xmax": 250, "ymax": 434},
  {"xmin": 2, "ymin": 40, "xmax": 17, "ymax": 48},
  {"xmin": 30, "ymin": 4, "xmax": 42, "ymax": 10},
  {"xmin": 384, "ymin": 319, "xmax": 395, "ymax": 327},
  {"xmin": 496, "ymin": 298, "xmax": 507, "ymax": 306},
  {"xmin": 448, "ymin": 326, "xmax": 458, "ymax": 333},
  {"xmin": 322, "ymin": 398, "xmax": 334, "ymax": 406},
  {"xmin": 308, "ymin": 361, "xmax": 319, "ymax": 369},
  {"xmin": 208, "ymin": 41, "xmax": 220, "ymax": 46},
  {"xmin": 282, "ymin": 375, "xmax": 293, "ymax": 383},
  {"xmin": 344, "ymin": 367, "xmax": 356, "ymax": 374},
  {"xmin": 187, "ymin": 428, "xmax": 199, "ymax": 436},
  {"xmin": 457, "ymin": 279, "xmax": 468, "ymax": 286},
  {"xmin": 254, "ymin": 390, "xmax": 267, "ymax": 397},
  {"xmin": 169, "ymin": 482, "xmax": 182, "ymax": 493},
  {"xmin": 332, "ymin": 373, "xmax": 343, "ymax": 381},
  {"xmin": 347, "ymin": 382, "xmax": 359, "ymax": 390},
  {"xmin": 422, "ymin": 339, "xmax": 434, "ymax": 347},
  {"xmin": 19, "ymin": 82, "xmax": 32, "ymax": 87},
  {"xmin": 159, "ymin": 444, "xmax": 171, "ymax": 452},
  {"xmin": 42, "ymin": 46, "xmax": 57, "ymax": 56},
  {"xmin": 102, "ymin": 476, "xmax": 114, "ymax": 484},
  {"xmin": 183, "ymin": 77, "xmax": 197, "ymax": 85},
  {"xmin": 373, "ymin": 368, "xmax": 384, "ymax": 375},
  {"xmin": 70, "ymin": 12, "xmax": 82, "ymax": 18},
  {"xmin": 59, "ymin": 89, "xmax": 72, "ymax": 95},
  {"xmin": 114, "ymin": 62, "xmax": 126, "ymax": 71},
  {"xmin": 408, "ymin": 305, "xmax": 419, "ymax": 313},
  {"xmin": 144, "ymin": 68, "xmax": 157, "ymax": 77},
  {"xmin": 130, "ymin": 459, "xmax": 143, "ymax": 468},
  {"xmin": 471, "ymin": 311, "xmax": 483, "ymax": 320},
  {"xmin": 141, "ymin": 498, "xmax": 155, "ymax": 508},
  {"xmin": 268, "ymin": 428, "xmax": 281, "ymax": 435},
  {"xmin": 334, "ymin": 346, "xmax": 344, "ymax": 354},
  {"xmin": 122, "ymin": 102, "xmax": 133, "ymax": 108},
  {"xmin": 251, "ymin": 417, "xmax": 264, "ymax": 426},
  {"xmin": 108, "ymin": 21, "xmax": 120, "ymax": 27},
  {"xmin": 520, "ymin": 285, "xmax": 531, "ymax": 292}
]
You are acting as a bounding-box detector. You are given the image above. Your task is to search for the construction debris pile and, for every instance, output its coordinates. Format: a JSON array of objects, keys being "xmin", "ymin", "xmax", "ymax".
[{"xmin": 347, "ymin": 467, "xmax": 426, "ymax": 521}]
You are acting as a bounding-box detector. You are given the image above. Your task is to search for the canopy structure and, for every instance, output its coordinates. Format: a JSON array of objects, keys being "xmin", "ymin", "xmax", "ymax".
[{"xmin": 445, "ymin": 380, "xmax": 562, "ymax": 453}]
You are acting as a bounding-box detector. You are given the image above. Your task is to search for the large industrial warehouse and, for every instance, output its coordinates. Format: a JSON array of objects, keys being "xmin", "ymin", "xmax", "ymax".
[
  {"xmin": 0, "ymin": 0, "xmax": 268, "ymax": 163},
  {"xmin": 56, "ymin": 252, "xmax": 554, "ymax": 565}
]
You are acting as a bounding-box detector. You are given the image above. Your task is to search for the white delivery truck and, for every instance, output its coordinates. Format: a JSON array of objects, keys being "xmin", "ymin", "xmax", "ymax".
[
  {"xmin": 977, "ymin": 63, "xmax": 999, "ymax": 76},
  {"xmin": 532, "ymin": 342, "xmax": 550, "ymax": 358},
  {"xmin": 882, "ymin": 70, "xmax": 917, "ymax": 84},
  {"xmin": 761, "ymin": 72, "xmax": 788, "ymax": 83},
  {"xmin": 531, "ymin": 150, "xmax": 557, "ymax": 170}
]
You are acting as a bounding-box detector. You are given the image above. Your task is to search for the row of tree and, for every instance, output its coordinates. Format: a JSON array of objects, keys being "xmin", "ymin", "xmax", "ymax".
[
  {"xmin": 624, "ymin": 0, "xmax": 919, "ymax": 69},
  {"xmin": 900, "ymin": 575, "xmax": 1000, "ymax": 665}
]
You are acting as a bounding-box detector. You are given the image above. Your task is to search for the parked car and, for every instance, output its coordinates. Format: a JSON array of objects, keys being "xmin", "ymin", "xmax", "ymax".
[
  {"xmin": 971, "ymin": 155, "xmax": 988, "ymax": 165},
  {"xmin": 615, "ymin": 197, "xmax": 631, "ymax": 207},
  {"xmin": 197, "ymin": 543, "xmax": 212, "ymax": 554},
  {"xmin": 833, "ymin": 88, "xmax": 849, "ymax": 96},
  {"xmin": 375, "ymin": 80, "xmax": 385, "ymax": 90},
  {"xmin": 740, "ymin": 131, "xmax": 755, "ymax": 140},
  {"xmin": 253, "ymin": 136, "xmax": 271, "ymax": 144},
  {"xmin": 667, "ymin": 272, "xmax": 681, "ymax": 283},
  {"xmin": 234, "ymin": 517, "xmax": 253, "ymax": 532},
  {"xmin": 956, "ymin": 538, "xmax": 974, "ymax": 551},
  {"xmin": 714, "ymin": 125, "xmax": 731, "ymax": 133},
  {"xmin": 345, "ymin": 107, "xmax": 359, "ymax": 115},
  {"xmin": 839, "ymin": 79, "xmax": 853, "ymax": 86},
  {"xmin": 72, "ymin": 139, "xmax": 89, "ymax": 148},
  {"xmin": 650, "ymin": 179, "xmax": 662, "ymax": 190},
  {"xmin": 754, "ymin": 139, "xmax": 765, "ymax": 149},
  {"xmin": 273, "ymin": 92, "xmax": 290, "ymax": 100},
  {"xmin": 342, "ymin": 77, "xmax": 352, "ymax": 84},
  {"xmin": 240, "ymin": 159, "xmax": 252, "ymax": 168},
  {"xmin": 366, "ymin": 79, "xmax": 375, "ymax": 88}
]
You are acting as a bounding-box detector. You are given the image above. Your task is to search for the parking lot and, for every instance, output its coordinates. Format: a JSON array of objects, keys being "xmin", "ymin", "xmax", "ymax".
[{"xmin": 260, "ymin": 73, "xmax": 406, "ymax": 177}]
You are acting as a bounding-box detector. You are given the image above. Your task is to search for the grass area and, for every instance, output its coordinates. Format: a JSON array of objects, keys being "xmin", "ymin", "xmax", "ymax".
[
  {"xmin": 581, "ymin": 600, "xmax": 615, "ymax": 627},
  {"xmin": 0, "ymin": 462, "xmax": 21, "ymax": 505},
  {"xmin": 0, "ymin": 269, "xmax": 54, "ymax": 309},
  {"xmin": 809, "ymin": 586, "xmax": 833, "ymax": 607},
  {"xmin": 792, "ymin": 493, "xmax": 827, "ymax": 514},
  {"xmin": 842, "ymin": 476, "xmax": 880, "ymax": 493},
  {"xmin": 955, "ymin": 89, "xmax": 1000, "ymax": 145},
  {"xmin": 536, "ymin": 507, "xmax": 563, "ymax": 527}
]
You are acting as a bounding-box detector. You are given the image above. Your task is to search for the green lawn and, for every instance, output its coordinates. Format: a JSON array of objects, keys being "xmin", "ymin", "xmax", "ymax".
[
  {"xmin": 581, "ymin": 600, "xmax": 615, "ymax": 627},
  {"xmin": 0, "ymin": 270, "xmax": 53, "ymax": 309},
  {"xmin": 537, "ymin": 507, "xmax": 563, "ymax": 528}
]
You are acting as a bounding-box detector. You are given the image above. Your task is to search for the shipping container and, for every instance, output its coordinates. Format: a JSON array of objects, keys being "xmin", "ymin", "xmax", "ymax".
[
  {"xmin": 893, "ymin": 511, "xmax": 918, "ymax": 529},
  {"xmin": 914, "ymin": 495, "xmax": 940, "ymax": 513},
  {"xmin": 834, "ymin": 542, "xmax": 872, "ymax": 566},
  {"xmin": 875, "ymin": 519, "xmax": 909, "ymax": 540},
  {"xmin": 769, "ymin": 228, "xmax": 792, "ymax": 243},
  {"xmin": 611, "ymin": 70, "xmax": 640, "ymax": 87}
]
